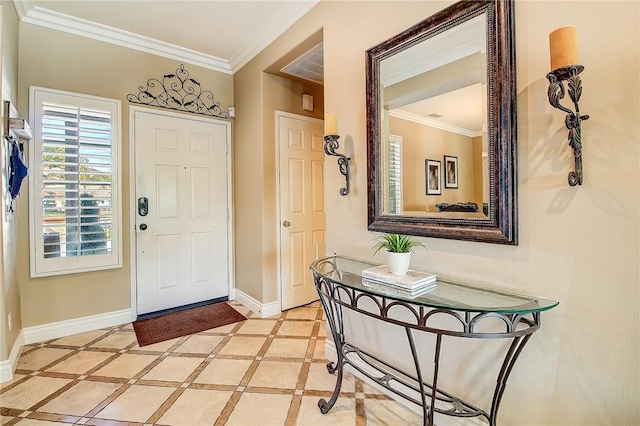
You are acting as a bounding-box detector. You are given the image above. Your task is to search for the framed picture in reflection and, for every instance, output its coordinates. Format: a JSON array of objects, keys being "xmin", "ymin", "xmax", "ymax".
[
  {"xmin": 444, "ymin": 155, "xmax": 458, "ymax": 189},
  {"xmin": 425, "ymin": 159, "xmax": 441, "ymax": 195}
]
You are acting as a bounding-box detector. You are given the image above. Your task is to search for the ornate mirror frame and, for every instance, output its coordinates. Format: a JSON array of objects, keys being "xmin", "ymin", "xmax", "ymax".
[{"xmin": 366, "ymin": 0, "xmax": 517, "ymax": 244}]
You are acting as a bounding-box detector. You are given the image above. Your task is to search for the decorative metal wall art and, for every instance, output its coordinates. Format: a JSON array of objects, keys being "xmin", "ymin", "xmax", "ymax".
[
  {"xmin": 547, "ymin": 65, "xmax": 589, "ymax": 186},
  {"xmin": 324, "ymin": 135, "xmax": 351, "ymax": 196},
  {"xmin": 127, "ymin": 64, "xmax": 229, "ymax": 119}
]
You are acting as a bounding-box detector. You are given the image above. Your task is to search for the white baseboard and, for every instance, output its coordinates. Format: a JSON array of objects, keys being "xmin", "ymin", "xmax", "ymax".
[
  {"xmin": 324, "ymin": 340, "xmax": 484, "ymax": 426},
  {"xmin": 23, "ymin": 309, "xmax": 132, "ymax": 345},
  {"xmin": 233, "ymin": 289, "xmax": 281, "ymax": 318},
  {"xmin": 0, "ymin": 330, "xmax": 25, "ymax": 383}
]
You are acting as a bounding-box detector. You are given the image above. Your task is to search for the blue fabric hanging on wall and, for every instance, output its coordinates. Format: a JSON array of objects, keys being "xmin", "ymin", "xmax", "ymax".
[{"xmin": 8, "ymin": 138, "xmax": 28, "ymax": 199}]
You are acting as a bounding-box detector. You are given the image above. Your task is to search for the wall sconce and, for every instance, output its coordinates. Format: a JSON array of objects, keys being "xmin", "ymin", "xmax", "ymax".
[
  {"xmin": 547, "ymin": 26, "xmax": 589, "ymax": 186},
  {"xmin": 324, "ymin": 113, "xmax": 350, "ymax": 195}
]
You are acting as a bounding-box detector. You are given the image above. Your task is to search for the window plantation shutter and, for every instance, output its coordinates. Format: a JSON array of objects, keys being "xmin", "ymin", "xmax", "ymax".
[
  {"xmin": 30, "ymin": 87, "xmax": 121, "ymax": 277},
  {"xmin": 388, "ymin": 137, "xmax": 402, "ymax": 214},
  {"xmin": 41, "ymin": 103, "xmax": 113, "ymax": 257}
]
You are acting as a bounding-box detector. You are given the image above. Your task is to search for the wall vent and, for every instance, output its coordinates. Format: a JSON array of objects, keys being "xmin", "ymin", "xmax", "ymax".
[{"xmin": 281, "ymin": 43, "xmax": 324, "ymax": 84}]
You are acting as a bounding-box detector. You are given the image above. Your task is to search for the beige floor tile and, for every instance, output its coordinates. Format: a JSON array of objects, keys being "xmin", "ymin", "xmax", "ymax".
[
  {"xmin": 1, "ymin": 373, "xmax": 26, "ymax": 390},
  {"xmin": 16, "ymin": 348, "xmax": 73, "ymax": 371},
  {"xmin": 90, "ymin": 331, "xmax": 136, "ymax": 349},
  {"xmin": 313, "ymin": 339, "xmax": 328, "ymax": 360},
  {"xmin": 38, "ymin": 380, "xmax": 122, "ymax": 416},
  {"xmin": 130, "ymin": 337, "xmax": 182, "ymax": 352},
  {"xmin": 296, "ymin": 395, "xmax": 356, "ymax": 426},
  {"xmin": 247, "ymin": 360, "xmax": 302, "ymax": 389},
  {"xmin": 230, "ymin": 305, "xmax": 251, "ymax": 317},
  {"xmin": 193, "ymin": 358, "xmax": 252, "ymax": 386},
  {"xmin": 208, "ymin": 322, "xmax": 239, "ymax": 334},
  {"xmin": 217, "ymin": 336, "xmax": 266, "ymax": 357},
  {"xmin": 46, "ymin": 351, "xmax": 114, "ymax": 375},
  {"xmin": 225, "ymin": 392, "xmax": 292, "ymax": 426},
  {"xmin": 0, "ymin": 376, "xmax": 72, "ymax": 410},
  {"xmin": 364, "ymin": 398, "xmax": 422, "ymax": 425},
  {"xmin": 94, "ymin": 384, "xmax": 175, "ymax": 423},
  {"xmin": 92, "ymin": 353, "xmax": 157, "ymax": 379},
  {"xmin": 285, "ymin": 307, "xmax": 319, "ymax": 321},
  {"xmin": 156, "ymin": 388, "xmax": 232, "ymax": 426},
  {"xmin": 318, "ymin": 320, "xmax": 328, "ymax": 337},
  {"xmin": 265, "ymin": 338, "xmax": 309, "ymax": 359},
  {"xmin": 173, "ymin": 334, "xmax": 225, "ymax": 354},
  {"xmin": 304, "ymin": 363, "xmax": 354, "ymax": 393},
  {"xmin": 277, "ymin": 321, "xmax": 314, "ymax": 337},
  {"xmin": 141, "ymin": 356, "xmax": 204, "ymax": 383},
  {"xmin": 51, "ymin": 330, "xmax": 110, "ymax": 347},
  {"xmin": 236, "ymin": 319, "xmax": 277, "ymax": 335}
]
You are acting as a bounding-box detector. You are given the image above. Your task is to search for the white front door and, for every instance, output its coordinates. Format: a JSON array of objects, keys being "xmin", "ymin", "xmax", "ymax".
[
  {"xmin": 134, "ymin": 109, "xmax": 231, "ymax": 315},
  {"xmin": 277, "ymin": 112, "xmax": 326, "ymax": 311}
]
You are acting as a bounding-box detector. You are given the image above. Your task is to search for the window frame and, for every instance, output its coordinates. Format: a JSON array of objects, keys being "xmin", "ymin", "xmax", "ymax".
[{"xmin": 29, "ymin": 86, "xmax": 122, "ymax": 277}]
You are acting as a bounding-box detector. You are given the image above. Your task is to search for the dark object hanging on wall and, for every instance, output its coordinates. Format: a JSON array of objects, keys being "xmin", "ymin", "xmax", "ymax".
[
  {"xmin": 127, "ymin": 64, "xmax": 229, "ymax": 119},
  {"xmin": 323, "ymin": 135, "xmax": 350, "ymax": 196},
  {"xmin": 7, "ymin": 136, "xmax": 28, "ymax": 212},
  {"xmin": 547, "ymin": 65, "xmax": 589, "ymax": 186}
]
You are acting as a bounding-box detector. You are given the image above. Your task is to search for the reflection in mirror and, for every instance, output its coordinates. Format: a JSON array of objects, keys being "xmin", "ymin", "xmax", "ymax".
[
  {"xmin": 381, "ymin": 13, "xmax": 488, "ymax": 218},
  {"xmin": 367, "ymin": 0, "xmax": 517, "ymax": 244}
]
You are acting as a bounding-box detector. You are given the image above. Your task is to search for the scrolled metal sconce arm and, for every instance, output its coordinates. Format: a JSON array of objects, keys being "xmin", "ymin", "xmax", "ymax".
[
  {"xmin": 546, "ymin": 65, "xmax": 589, "ymax": 186},
  {"xmin": 324, "ymin": 135, "xmax": 350, "ymax": 196}
]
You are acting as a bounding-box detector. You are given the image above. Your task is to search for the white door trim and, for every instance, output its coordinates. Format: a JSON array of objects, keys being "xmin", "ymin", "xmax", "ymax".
[
  {"xmin": 275, "ymin": 110, "xmax": 324, "ymax": 312},
  {"xmin": 129, "ymin": 106, "xmax": 234, "ymax": 320}
]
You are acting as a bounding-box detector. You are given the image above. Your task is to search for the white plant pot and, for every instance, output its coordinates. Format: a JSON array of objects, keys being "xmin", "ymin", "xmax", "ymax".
[{"xmin": 387, "ymin": 251, "xmax": 411, "ymax": 275}]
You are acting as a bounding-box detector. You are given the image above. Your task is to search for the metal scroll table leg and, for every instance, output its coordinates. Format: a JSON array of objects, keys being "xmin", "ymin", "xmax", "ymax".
[
  {"xmin": 317, "ymin": 291, "xmax": 345, "ymax": 414},
  {"xmin": 406, "ymin": 328, "xmax": 435, "ymax": 426},
  {"xmin": 489, "ymin": 334, "xmax": 532, "ymax": 425}
]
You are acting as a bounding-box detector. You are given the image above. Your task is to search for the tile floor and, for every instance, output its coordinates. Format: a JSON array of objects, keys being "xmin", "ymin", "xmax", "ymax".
[{"xmin": 0, "ymin": 301, "xmax": 422, "ymax": 425}]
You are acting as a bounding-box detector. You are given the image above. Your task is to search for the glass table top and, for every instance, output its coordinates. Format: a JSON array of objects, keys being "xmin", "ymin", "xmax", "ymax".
[{"xmin": 310, "ymin": 256, "xmax": 559, "ymax": 314}]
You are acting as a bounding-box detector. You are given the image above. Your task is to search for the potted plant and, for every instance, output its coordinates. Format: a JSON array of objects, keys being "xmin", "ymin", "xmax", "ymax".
[{"xmin": 372, "ymin": 233, "xmax": 426, "ymax": 275}]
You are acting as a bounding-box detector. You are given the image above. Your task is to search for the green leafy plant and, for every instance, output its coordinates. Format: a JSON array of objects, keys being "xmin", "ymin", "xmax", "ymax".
[{"xmin": 372, "ymin": 233, "xmax": 426, "ymax": 255}]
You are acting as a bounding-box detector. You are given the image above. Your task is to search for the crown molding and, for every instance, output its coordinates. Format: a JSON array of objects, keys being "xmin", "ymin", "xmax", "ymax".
[
  {"xmin": 16, "ymin": 4, "xmax": 233, "ymax": 74},
  {"xmin": 229, "ymin": 0, "xmax": 320, "ymax": 73},
  {"xmin": 11, "ymin": 0, "xmax": 32, "ymax": 20},
  {"xmin": 389, "ymin": 109, "xmax": 482, "ymax": 138},
  {"xmin": 14, "ymin": 0, "xmax": 319, "ymax": 75}
]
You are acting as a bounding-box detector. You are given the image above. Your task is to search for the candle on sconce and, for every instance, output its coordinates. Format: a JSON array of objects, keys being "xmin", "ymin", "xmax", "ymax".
[
  {"xmin": 549, "ymin": 25, "xmax": 578, "ymax": 71},
  {"xmin": 325, "ymin": 113, "xmax": 338, "ymax": 135}
]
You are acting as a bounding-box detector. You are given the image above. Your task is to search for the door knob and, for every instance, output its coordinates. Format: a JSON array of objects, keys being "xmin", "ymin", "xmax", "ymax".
[
  {"xmin": 283, "ymin": 220, "xmax": 291, "ymax": 227},
  {"xmin": 139, "ymin": 223, "xmax": 148, "ymax": 231}
]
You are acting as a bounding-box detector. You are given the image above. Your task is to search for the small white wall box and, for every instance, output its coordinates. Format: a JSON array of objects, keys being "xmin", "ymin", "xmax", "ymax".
[
  {"xmin": 302, "ymin": 94, "xmax": 314, "ymax": 111},
  {"xmin": 4, "ymin": 101, "xmax": 32, "ymax": 140},
  {"xmin": 9, "ymin": 118, "xmax": 32, "ymax": 140}
]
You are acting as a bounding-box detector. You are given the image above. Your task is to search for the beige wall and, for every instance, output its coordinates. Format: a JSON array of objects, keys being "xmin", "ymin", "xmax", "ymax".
[
  {"xmin": 0, "ymin": 1, "xmax": 22, "ymax": 362},
  {"xmin": 16, "ymin": 23, "xmax": 233, "ymax": 327},
  {"xmin": 234, "ymin": 50, "xmax": 323, "ymax": 302},
  {"xmin": 238, "ymin": 1, "xmax": 639, "ymax": 424}
]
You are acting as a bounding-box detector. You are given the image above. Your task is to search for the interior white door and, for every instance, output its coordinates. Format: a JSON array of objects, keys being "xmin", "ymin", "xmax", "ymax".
[
  {"xmin": 278, "ymin": 113, "xmax": 326, "ymax": 311},
  {"xmin": 134, "ymin": 110, "xmax": 230, "ymax": 315}
]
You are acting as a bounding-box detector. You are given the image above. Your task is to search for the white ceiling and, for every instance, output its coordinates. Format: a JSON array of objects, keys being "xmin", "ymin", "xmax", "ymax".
[{"xmin": 13, "ymin": 0, "xmax": 320, "ymax": 73}]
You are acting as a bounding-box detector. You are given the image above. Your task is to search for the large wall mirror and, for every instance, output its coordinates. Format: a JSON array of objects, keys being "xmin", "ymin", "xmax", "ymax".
[{"xmin": 366, "ymin": 0, "xmax": 517, "ymax": 244}]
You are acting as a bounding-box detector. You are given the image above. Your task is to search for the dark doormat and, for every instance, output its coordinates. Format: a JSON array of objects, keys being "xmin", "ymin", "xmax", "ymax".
[{"xmin": 133, "ymin": 302, "xmax": 246, "ymax": 347}]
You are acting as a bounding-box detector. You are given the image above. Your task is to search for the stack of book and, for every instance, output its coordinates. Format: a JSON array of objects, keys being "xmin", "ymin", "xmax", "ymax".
[{"xmin": 361, "ymin": 265, "xmax": 437, "ymax": 298}]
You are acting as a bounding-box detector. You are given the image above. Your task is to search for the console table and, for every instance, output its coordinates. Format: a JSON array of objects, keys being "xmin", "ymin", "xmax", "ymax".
[{"xmin": 310, "ymin": 255, "xmax": 559, "ymax": 426}]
